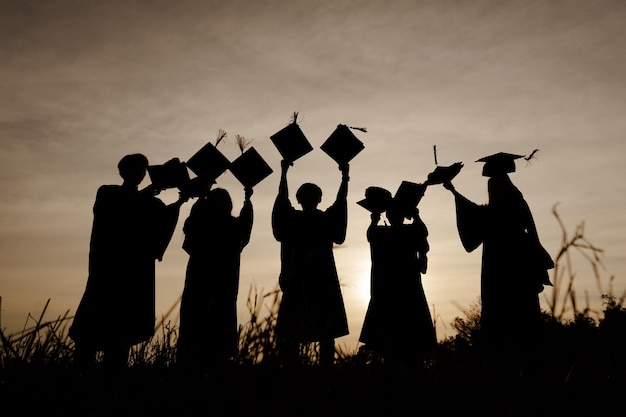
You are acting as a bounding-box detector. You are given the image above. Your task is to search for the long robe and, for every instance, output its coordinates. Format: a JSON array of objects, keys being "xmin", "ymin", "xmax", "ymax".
[
  {"xmin": 272, "ymin": 187, "xmax": 349, "ymax": 342},
  {"xmin": 359, "ymin": 218, "xmax": 436, "ymax": 360},
  {"xmin": 177, "ymin": 197, "xmax": 253, "ymax": 365},
  {"xmin": 452, "ymin": 175, "xmax": 554, "ymax": 351},
  {"xmin": 69, "ymin": 185, "xmax": 180, "ymax": 350}
]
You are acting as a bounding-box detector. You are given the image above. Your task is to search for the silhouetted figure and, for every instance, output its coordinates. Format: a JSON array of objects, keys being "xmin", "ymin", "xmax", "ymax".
[
  {"xmin": 272, "ymin": 159, "xmax": 350, "ymax": 367},
  {"xmin": 69, "ymin": 154, "xmax": 187, "ymax": 369},
  {"xmin": 359, "ymin": 189, "xmax": 436, "ymax": 371},
  {"xmin": 177, "ymin": 185, "xmax": 253, "ymax": 372},
  {"xmin": 443, "ymin": 152, "xmax": 554, "ymax": 374}
]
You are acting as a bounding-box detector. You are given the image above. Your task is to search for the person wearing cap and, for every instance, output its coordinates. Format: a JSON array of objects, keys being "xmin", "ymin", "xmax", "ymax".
[
  {"xmin": 176, "ymin": 183, "xmax": 253, "ymax": 372},
  {"xmin": 272, "ymin": 159, "xmax": 350, "ymax": 367},
  {"xmin": 69, "ymin": 153, "xmax": 188, "ymax": 369},
  {"xmin": 443, "ymin": 152, "xmax": 554, "ymax": 373},
  {"xmin": 358, "ymin": 185, "xmax": 436, "ymax": 372}
]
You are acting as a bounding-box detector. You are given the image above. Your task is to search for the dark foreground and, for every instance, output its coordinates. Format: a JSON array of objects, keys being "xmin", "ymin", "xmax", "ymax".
[{"xmin": 2, "ymin": 360, "xmax": 625, "ymax": 417}]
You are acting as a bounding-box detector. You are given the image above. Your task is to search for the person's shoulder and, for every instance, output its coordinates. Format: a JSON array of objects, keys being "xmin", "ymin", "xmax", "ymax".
[
  {"xmin": 369, "ymin": 225, "xmax": 391, "ymax": 241},
  {"xmin": 372, "ymin": 224, "xmax": 391, "ymax": 233},
  {"xmin": 302, "ymin": 208, "xmax": 323, "ymax": 217},
  {"xmin": 96, "ymin": 184, "xmax": 121, "ymax": 197},
  {"xmin": 98, "ymin": 184, "xmax": 120, "ymax": 191}
]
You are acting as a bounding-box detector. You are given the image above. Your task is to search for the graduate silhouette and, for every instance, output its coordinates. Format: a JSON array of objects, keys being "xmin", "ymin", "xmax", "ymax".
[
  {"xmin": 177, "ymin": 184, "xmax": 253, "ymax": 372},
  {"xmin": 272, "ymin": 159, "xmax": 350, "ymax": 367},
  {"xmin": 69, "ymin": 154, "xmax": 187, "ymax": 369},
  {"xmin": 443, "ymin": 152, "xmax": 554, "ymax": 371},
  {"xmin": 358, "ymin": 184, "xmax": 436, "ymax": 371},
  {"xmin": 269, "ymin": 119, "xmax": 363, "ymax": 367},
  {"xmin": 177, "ymin": 135, "xmax": 268, "ymax": 373}
]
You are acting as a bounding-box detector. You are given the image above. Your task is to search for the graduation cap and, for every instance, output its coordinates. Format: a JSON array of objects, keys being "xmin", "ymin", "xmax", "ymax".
[
  {"xmin": 357, "ymin": 186, "xmax": 393, "ymax": 213},
  {"xmin": 147, "ymin": 158, "xmax": 191, "ymax": 190},
  {"xmin": 425, "ymin": 162, "xmax": 464, "ymax": 185},
  {"xmin": 186, "ymin": 142, "xmax": 231, "ymax": 182},
  {"xmin": 179, "ymin": 176, "xmax": 213, "ymax": 198},
  {"xmin": 320, "ymin": 124, "xmax": 365, "ymax": 165},
  {"xmin": 270, "ymin": 122, "xmax": 313, "ymax": 163},
  {"xmin": 392, "ymin": 181, "xmax": 427, "ymax": 216},
  {"xmin": 229, "ymin": 146, "xmax": 274, "ymax": 189},
  {"xmin": 476, "ymin": 152, "xmax": 524, "ymax": 177}
]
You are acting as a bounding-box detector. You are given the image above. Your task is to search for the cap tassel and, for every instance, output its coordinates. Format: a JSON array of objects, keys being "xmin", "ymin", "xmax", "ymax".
[
  {"xmin": 235, "ymin": 134, "xmax": 254, "ymax": 154},
  {"xmin": 290, "ymin": 111, "xmax": 299, "ymax": 125},
  {"xmin": 524, "ymin": 149, "xmax": 540, "ymax": 163},
  {"xmin": 348, "ymin": 126, "xmax": 367, "ymax": 133},
  {"xmin": 215, "ymin": 129, "xmax": 227, "ymax": 147}
]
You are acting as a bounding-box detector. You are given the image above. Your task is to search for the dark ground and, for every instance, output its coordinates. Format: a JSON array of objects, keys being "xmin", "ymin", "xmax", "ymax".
[{"xmin": 2, "ymin": 360, "xmax": 625, "ymax": 417}]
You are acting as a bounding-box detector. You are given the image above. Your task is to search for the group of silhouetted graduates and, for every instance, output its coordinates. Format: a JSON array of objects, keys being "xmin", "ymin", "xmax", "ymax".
[{"xmin": 69, "ymin": 126, "xmax": 554, "ymax": 379}]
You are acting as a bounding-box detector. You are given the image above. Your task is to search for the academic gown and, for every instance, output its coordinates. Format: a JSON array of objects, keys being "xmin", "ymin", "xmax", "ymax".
[
  {"xmin": 359, "ymin": 218, "xmax": 436, "ymax": 359},
  {"xmin": 177, "ymin": 197, "xmax": 253, "ymax": 364},
  {"xmin": 272, "ymin": 191, "xmax": 349, "ymax": 342},
  {"xmin": 69, "ymin": 185, "xmax": 180, "ymax": 350},
  {"xmin": 452, "ymin": 175, "xmax": 554, "ymax": 351}
]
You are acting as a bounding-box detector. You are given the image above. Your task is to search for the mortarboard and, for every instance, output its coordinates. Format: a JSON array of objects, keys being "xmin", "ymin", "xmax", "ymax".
[
  {"xmin": 320, "ymin": 124, "xmax": 365, "ymax": 165},
  {"xmin": 147, "ymin": 158, "xmax": 191, "ymax": 191},
  {"xmin": 185, "ymin": 142, "xmax": 231, "ymax": 182},
  {"xmin": 229, "ymin": 146, "xmax": 274, "ymax": 189},
  {"xmin": 357, "ymin": 186, "xmax": 393, "ymax": 213},
  {"xmin": 392, "ymin": 181, "xmax": 427, "ymax": 215},
  {"xmin": 270, "ymin": 122, "xmax": 313, "ymax": 163},
  {"xmin": 179, "ymin": 176, "xmax": 213, "ymax": 198},
  {"xmin": 425, "ymin": 162, "xmax": 464, "ymax": 185},
  {"xmin": 476, "ymin": 152, "xmax": 524, "ymax": 177}
]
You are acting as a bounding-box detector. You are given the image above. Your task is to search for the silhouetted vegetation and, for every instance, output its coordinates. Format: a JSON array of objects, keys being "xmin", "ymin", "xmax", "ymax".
[{"xmin": 1, "ymin": 206, "xmax": 625, "ymax": 415}]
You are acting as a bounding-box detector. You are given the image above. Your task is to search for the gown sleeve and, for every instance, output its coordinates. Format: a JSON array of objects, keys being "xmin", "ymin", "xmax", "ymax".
[
  {"xmin": 326, "ymin": 176, "xmax": 348, "ymax": 245},
  {"xmin": 153, "ymin": 198, "xmax": 182, "ymax": 262},
  {"xmin": 238, "ymin": 199, "xmax": 254, "ymax": 251},
  {"xmin": 453, "ymin": 193, "xmax": 486, "ymax": 253},
  {"xmin": 271, "ymin": 172, "xmax": 294, "ymax": 242}
]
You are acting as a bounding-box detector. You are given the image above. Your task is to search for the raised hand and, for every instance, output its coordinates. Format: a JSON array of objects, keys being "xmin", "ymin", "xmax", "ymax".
[
  {"xmin": 244, "ymin": 186, "xmax": 253, "ymax": 200},
  {"xmin": 281, "ymin": 159, "xmax": 293, "ymax": 172},
  {"xmin": 339, "ymin": 162, "xmax": 350, "ymax": 180}
]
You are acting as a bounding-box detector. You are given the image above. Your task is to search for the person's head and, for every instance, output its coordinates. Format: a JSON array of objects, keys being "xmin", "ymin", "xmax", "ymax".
[
  {"xmin": 118, "ymin": 154, "xmax": 149, "ymax": 186},
  {"xmin": 208, "ymin": 188, "xmax": 233, "ymax": 217},
  {"xmin": 296, "ymin": 183, "xmax": 322, "ymax": 210},
  {"xmin": 487, "ymin": 174, "xmax": 521, "ymax": 204},
  {"xmin": 476, "ymin": 152, "xmax": 524, "ymax": 178},
  {"xmin": 386, "ymin": 204, "xmax": 405, "ymax": 226}
]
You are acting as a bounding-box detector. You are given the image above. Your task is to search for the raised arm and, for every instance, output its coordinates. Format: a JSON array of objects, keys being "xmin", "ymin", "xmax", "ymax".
[
  {"xmin": 366, "ymin": 212, "xmax": 381, "ymax": 242},
  {"xmin": 337, "ymin": 162, "xmax": 350, "ymax": 201},
  {"xmin": 443, "ymin": 181, "xmax": 463, "ymax": 199},
  {"xmin": 443, "ymin": 181, "xmax": 485, "ymax": 253},
  {"xmin": 328, "ymin": 163, "xmax": 349, "ymax": 244},
  {"xmin": 154, "ymin": 196, "xmax": 186, "ymax": 262},
  {"xmin": 276, "ymin": 159, "xmax": 293, "ymax": 203},
  {"xmin": 408, "ymin": 208, "xmax": 430, "ymax": 274},
  {"xmin": 271, "ymin": 160, "xmax": 293, "ymax": 241},
  {"xmin": 239, "ymin": 187, "xmax": 254, "ymax": 250},
  {"xmin": 443, "ymin": 180, "xmax": 479, "ymax": 209}
]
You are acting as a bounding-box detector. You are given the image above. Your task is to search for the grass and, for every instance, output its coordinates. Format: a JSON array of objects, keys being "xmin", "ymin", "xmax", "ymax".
[{"xmin": 1, "ymin": 205, "xmax": 626, "ymax": 416}]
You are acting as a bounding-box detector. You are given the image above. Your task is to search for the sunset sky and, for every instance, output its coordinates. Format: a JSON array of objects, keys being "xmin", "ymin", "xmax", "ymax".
[{"xmin": 1, "ymin": 0, "xmax": 625, "ymax": 350}]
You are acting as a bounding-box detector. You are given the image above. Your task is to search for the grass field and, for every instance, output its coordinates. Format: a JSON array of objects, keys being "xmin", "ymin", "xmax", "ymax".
[{"xmin": 2, "ymin": 283, "xmax": 625, "ymax": 416}]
